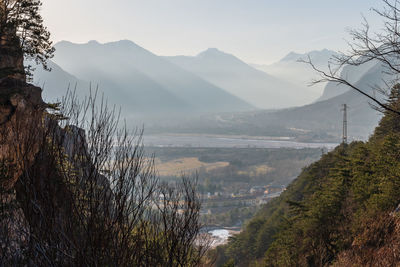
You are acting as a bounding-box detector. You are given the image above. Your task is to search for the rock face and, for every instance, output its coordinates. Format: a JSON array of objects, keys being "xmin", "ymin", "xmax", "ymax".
[
  {"xmin": 0, "ymin": 77, "xmax": 46, "ymax": 262},
  {"xmin": 0, "ymin": 32, "xmax": 44, "ymax": 260},
  {"xmin": 0, "ymin": 36, "xmax": 115, "ymax": 264},
  {"xmin": 0, "ymin": 31, "xmax": 26, "ymax": 82},
  {"xmin": 0, "ymin": 75, "xmax": 114, "ymax": 263},
  {"xmin": 0, "ymin": 78, "xmax": 46, "ymax": 190}
]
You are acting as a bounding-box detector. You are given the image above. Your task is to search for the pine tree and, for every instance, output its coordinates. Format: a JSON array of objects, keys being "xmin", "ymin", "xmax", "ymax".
[{"xmin": 0, "ymin": 0, "xmax": 54, "ymax": 81}]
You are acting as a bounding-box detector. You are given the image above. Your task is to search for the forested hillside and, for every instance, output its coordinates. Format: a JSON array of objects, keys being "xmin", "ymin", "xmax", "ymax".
[{"xmin": 215, "ymin": 87, "xmax": 400, "ymax": 266}]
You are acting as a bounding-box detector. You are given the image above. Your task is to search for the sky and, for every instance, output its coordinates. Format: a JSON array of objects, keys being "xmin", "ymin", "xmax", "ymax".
[{"xmin": 41, "ymin": 0, "xmax": 382, "ymax": 64}]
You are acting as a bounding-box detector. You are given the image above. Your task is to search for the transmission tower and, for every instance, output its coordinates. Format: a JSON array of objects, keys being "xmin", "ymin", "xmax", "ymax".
[{"xmin": 342, "ymin": 104, "xmax": 348, "ymax": 144}]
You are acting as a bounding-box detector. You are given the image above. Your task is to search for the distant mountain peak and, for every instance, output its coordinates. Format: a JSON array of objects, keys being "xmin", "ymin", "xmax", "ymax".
[
  {"xmin": 54, "ymin": 39, "xmax": 153, "ymax": 58},
  {"xmin": 197, "ymin": 48, "xmax": 231, "ymax": 58},
  {"xmin": 280, "ymin": 49, "xmax": 338, "ymax": 62},
  {"xmin": 55, "ymin": 39, "xmax": 143, "ymax": 49},
  {"xmin": 205, "ymin": 47, "xmax": 220, "ymax": 52},
  {"xmin": 307, "ymin": 49, "xmax": 337, "ymax": 59},
  {"xmin": 110, "ymin": 39, "xmax": 139, "ymax": 46},
  {"xmin": 87, "ymin": 40, "xmax": 100, "ymax": 45},
  {"xmin": 195, "ymin": 48, "xmax": 248, "ymax": 66},
  {"xmin": 104, "ymin": 39, "xmax": 146, "ymax": 50},
  {"xmin": 280, "ymin": 52, "xmax": 302, "ymax": 62},
  {"xmin": 54, "ymin": 40, "xmax": 74, "ymax": 47}
]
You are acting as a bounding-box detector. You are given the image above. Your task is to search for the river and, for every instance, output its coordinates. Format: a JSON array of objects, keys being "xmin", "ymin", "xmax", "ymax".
[{"xmin": 143, "ymin": 134, "xmax": 337, "ymax": 149}]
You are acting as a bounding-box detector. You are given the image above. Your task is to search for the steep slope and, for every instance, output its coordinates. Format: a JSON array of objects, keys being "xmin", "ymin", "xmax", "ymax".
[
  {"xmin": 51, "ymin": 40, "xmax": 253, "ymax": 118},
  {"xmin": 258, "ymin": 61, "xmax": 385, "ymax": 139},
  {"xmin": 318, "ymin": 59, "xmax": 378, "ymax": 101},
  {"xmin": 30, "ymin": 60, "xmax": 90, "ymax": 102},
  {"xmin": 166, "ymin": 48, "xmax": 317, "ymax": 109},
  {"xmin": 216, "ymin": 87, "xmax": 400, "ymax": 267},
  {"xmin": 254, "ymin": 49, "xmax": 379, "ymax": 102},
  {"xmin": 253, "ymin": 49, "xmax": 339, "ymax": 98}
]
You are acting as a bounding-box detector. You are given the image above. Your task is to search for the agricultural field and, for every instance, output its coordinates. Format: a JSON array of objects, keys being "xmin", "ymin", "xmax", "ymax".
[
  {"xmin": 148, "ymin": 147, "xmax": 322, "ymax": 191},
  {"xmin": 155, "ymin": 157, "xmax": 229, "ymax": 176}
]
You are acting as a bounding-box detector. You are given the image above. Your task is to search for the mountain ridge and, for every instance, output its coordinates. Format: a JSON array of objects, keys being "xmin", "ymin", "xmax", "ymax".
[
  {"xmin": 166, "ymin": 48, "xmax": 317, "ymax": 109},
  {"xmin": 152, "ymin": 60, "xmax": 385, "ymax": 141},
  {"xmin": 252, "ymin": 49, "xmax": 339, "ymax": 99},
  {"xmin": 36, "ymin": 40, "xmax": 255, "ymax": 119}
]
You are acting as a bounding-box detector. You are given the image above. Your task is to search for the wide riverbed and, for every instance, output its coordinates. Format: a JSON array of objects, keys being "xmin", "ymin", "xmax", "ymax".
[
  {"xmin": 143, "ymin": 134, "xmax": 337, "ymax": 149},
  {"xmin": 207, "ymin": 228, "xmax": 242, "ymax": 247}
]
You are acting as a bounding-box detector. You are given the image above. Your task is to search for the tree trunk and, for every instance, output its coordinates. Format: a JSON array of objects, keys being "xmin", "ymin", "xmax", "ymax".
[{"xmin": 0, "ymin": 30, "xmax": 26, "ymax": 82}]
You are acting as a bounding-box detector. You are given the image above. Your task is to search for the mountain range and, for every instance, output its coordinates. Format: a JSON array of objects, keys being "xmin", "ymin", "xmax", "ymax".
[
  {"xmin": 31, "ymin": 40, "xmax": 386, "ymax": 141},
  {"xmin": 156, "ymin": 60, "xmax": 386, "ymax": 141},
  {"xmin": 32, "ymin": 40, "xmax": 329, "ymax": 119},
  {"xmin": 165, "ymin": 48, "xmax": 317, "ymax": 109},
  {"xmin": 45, "ymin": 40, "xmax": 255, "ymax": 118},
  {"xmin": 252, "ymin": 49, "xmax": 339, "ymax": 98},
  {"xmin": 318, "ymin": 58, "xmax": 379, "ymax": 101}
]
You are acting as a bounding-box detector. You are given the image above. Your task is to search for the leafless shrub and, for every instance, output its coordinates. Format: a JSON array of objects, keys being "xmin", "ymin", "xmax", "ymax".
[
  {"xmin": 302, "ymin": 0, "xmax": 400, "ymax": 115},
  {"xmin": 0, "ymin": 88, "xmax": 208, "ymax": 266}
]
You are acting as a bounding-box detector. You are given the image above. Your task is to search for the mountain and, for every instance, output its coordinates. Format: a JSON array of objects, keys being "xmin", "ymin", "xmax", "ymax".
[
  {"xmin": 253, "ymin": 49, "xmax": 339, "ymax": 98},
  {"xmin": 259, "ymin": 61, "xmax": 385, "ymax": 139},
  {"xmin": 318, "ymin": 58, "xmax": 378, "ymax": 101},
  {"xmin": 30, "ymin": 60, "xmax": 89, "ymax": 102},
  {"xmin": 254, "ymin": 49, "xmax": 379, "ymax": 102},
  {"xmin": 33, "ymin": 42, "xmax": 385, "ymax": 140},
  {"xmin": 153, "ymin": 61, "xmax": 386, "ymax": 141},
  {"xmin": 166, "ymin": 48, "xmax": 317, "ymax": 109},
  {"xmin": 43, "ymin": 40, "xmax": 253, "ymax": 119}
]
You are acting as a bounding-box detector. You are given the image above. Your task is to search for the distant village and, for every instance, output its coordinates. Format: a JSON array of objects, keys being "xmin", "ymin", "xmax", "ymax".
[{"xmin": 201, "ymin": 184, "xmax": 286, "ymax": 215}]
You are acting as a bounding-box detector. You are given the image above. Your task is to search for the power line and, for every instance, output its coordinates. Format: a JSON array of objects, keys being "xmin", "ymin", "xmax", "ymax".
[{"xmin": 342, "ymin": 104, "xmax": 348, "ymax": 144}]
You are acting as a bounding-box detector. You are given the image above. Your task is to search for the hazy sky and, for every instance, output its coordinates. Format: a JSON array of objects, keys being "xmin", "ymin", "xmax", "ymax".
[{"xmin": 41, "ymin": 0, "xmax": 382, "ymax": 64}]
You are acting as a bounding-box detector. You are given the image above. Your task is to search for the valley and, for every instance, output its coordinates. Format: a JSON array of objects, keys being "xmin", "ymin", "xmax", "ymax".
[
  {"xmin": 3, "ymin": 1, "xmax": 400, "ymax": 266},
  {"xmin": 32, "ymin": 41, "xmax": 385, "ymax": 143},
  {"xmin": 147, "ymin": 145, "xmax": 323, "ymax": 230}
]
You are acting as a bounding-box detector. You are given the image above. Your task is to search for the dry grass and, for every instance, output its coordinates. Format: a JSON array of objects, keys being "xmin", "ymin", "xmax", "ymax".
[
  {"xmin": 333, "ymin": 213, "xmax": 400, "ymax": 267},
  {"xmin": 237, "ymin": 164, "xmax": 273, "ymax": 177},
  {"xmin": 155, "ymin": 157, "xmax": 229, "ymax": 176}
]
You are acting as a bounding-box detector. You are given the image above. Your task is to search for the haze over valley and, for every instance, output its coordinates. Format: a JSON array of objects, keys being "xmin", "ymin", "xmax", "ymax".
[{"xmin": 32, "ymin": 40, "xmax": 384, "ymax": 143}]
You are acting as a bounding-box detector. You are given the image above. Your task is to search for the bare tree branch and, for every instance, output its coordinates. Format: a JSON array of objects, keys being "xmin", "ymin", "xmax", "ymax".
[{"xmin": 302, "ymin": 0, "xmax": 400, "ymax": 116}]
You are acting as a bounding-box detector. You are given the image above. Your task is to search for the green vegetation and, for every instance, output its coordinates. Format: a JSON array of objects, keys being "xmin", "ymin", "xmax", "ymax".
[
  {"xmin": 201, "ymin": 206, "xmax": 259, "ymax": 227},
  {"xmin": 215, "ymin": 88, "xmax": 400, "ymax": 266},
  {"xmin": 0, "ymin": 0, "xmax": 54, "ymax": 79}
]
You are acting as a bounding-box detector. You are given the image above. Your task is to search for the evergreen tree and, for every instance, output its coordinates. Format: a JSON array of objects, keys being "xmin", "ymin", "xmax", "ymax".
[{"xmin": 0, "ymin": 0, "xmax": 54, "ymax": 81}]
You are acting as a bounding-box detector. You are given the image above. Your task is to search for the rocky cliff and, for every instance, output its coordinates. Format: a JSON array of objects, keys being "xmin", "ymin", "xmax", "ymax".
[
  {"xmin": 0, "ymin": 78, "xmax": 46, "ymax": 190},
  {"xmin": 0, "ymin": 77, "xmax": 47, "ymax": 262},
  {"xmin": 0, "ymin": 71, "xmax": 114, "ymax": 264}
]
